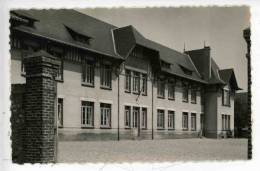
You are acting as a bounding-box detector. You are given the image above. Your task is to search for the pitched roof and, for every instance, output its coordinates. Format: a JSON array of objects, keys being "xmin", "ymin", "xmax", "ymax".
[
  {"xmin": 219, "ymin": 69, "xmax": 241, "ymax": 90},
  {"xmin": 12, "ymin": 9, "xmax": 122, "ymax": 59},
  {"xmin": 113, "ymin": 25, "xmax": 205, "ymax": 83}
]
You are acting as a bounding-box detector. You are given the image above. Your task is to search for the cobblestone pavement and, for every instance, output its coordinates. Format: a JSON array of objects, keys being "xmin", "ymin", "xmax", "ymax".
[{"xmin": 57, "ymin": 138, "xmax": 247, "ymax": 163}]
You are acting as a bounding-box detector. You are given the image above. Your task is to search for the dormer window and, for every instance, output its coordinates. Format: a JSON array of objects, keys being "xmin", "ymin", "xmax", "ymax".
[
  {"xmin": 11, "ymin": 11, "xmax": 38, "ymax": 28},
  {"xmin": 161, "ymin": 60, "xmax": 171, "ymax": 69},
  {"xmin": 65, "ymin": 25, "xmax": 92, "ymax": 45},
  {"xmin": 179, "ymin": 64, "xmax": 192, "ymax": 75}
]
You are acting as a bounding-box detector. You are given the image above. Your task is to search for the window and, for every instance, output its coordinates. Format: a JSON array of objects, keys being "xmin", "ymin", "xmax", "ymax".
[
  {"xmin": 191, "ymin": 113, "xmax": 196, "ymax": 131},
  {"xmin": 141, "ymin": 108, "xmax": 147, "ymax": 129},
  {"xmin": 157, "ymin": 79, "xmax": 165, "ymax": 98},
  {"xmin": 133, "ymin": 72, "xmax": 140, "ymax": 93},
  {"xmin": 132, "ymin": 107, "xmax": 139, "ymax": 128},
  {"xmin": 141, "ymin": 74, "xmax": 147, "ymax": 95},
  {"xmin": 222, "ymin": 114, "xmax": 231, "ymax": 131},
  {"xmin": 81, "ymin": 101, "xmax": 94, "ymax": 127},
  {"xmin": 157, "ymin": 109, "xmax": 165, "ymax": 129},
  {"xmin": 82, "ymin": 61, "xmax": 94, "ymax": 86},
  {"xmin": 182, "ymin": 84, "xmax": 189, "ymax": 102},
  {"xmin": 124, "ymin": 106, "xmax": 131, "ymax": 128},
  {"xmin": 100, "ymin": 103, "xmax": 111, "ymax": 128},
  {"xmin": 191, "ymin": 89, "xmax": 197, "ymax": 104},
  {"xmin": 222, "ymin": 89, "xmax": 230, "ymax": 106},
  {"xmin": 57, "ymin": 98, "xmax": 63, "ymax": 128},
  {"xmin": 200, "ymin": 90, "xmax": 205, "ymax": 105},
  {"xmin": 168, "ymin": 111, "xmax": 175, "ymax": 130},
  {"xmin": 100, "ymin": 64, "xmax": 112, "ymax": 89},
  {"xmin": 125, "ymin": 69, "xmax": 131, "ymax": 92},
  {"xmin": 168, "ymin": 82, "xmax": 175, "ymax": 100},
  {"xmin": 182, "ymin": 112, "xmax": 188, "ymax": 130},
  {"xmin": 56, "ymin": 60, "xmax": 64, "ymax": 81}
]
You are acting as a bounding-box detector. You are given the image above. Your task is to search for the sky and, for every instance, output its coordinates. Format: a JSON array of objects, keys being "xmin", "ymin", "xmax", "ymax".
[{"xmin": 78, "ymin": 7, "xmax": 250, "ymax": 91}]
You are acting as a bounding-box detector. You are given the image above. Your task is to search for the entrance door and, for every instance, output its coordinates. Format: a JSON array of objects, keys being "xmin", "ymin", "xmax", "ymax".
[{"xmin": 132, "ymin": 107, "xmax": 140, "ymax": 137}]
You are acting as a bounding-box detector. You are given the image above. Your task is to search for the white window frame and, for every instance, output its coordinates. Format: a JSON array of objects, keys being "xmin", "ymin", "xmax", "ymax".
[
  {"xmin": 81, "ymin": 101, "xmax": 94, "ymax": 127},
  {"xmin": 222, "ymin": 89, "xmax": 231, "ymax": 106},
  {"xmin": 133, "ymin": 71, "xmax": 140, "ymax": 93},
  {"xmin": 182, "ymin": 85, "xmax": 189, "ymax": 102},
  {"xmin": 191, "ymin": 113, "xmax": 196, "ymax": 131},
  {"xmin": 124, "ymin": 106, "xmax": 131, "ymax": 128},
  {"xmin": 182, "ymin": 112, "xmax": 188, "ymax": 130},
  {"xmin": 157, "ymin": 109, "xmax": 165, "ymax": 129},
  {"xmin": 82, "ymin": 61, "xmax": 95, "ymax": 86},
  {"xmin": 157, "ymin": 80, "xmax": 165, "ymax": 98},
  {"xmin": 141, "ymin": 108, "xmax": 147, "ymax": 129},
  {"xmin": 100, "ymin": 103, "xmax": 111, "ymax": 128},
  {"xmin": 125, "ymin": 69, "xmax": 131, "ymax": 92},
  {"xmin": 168, "ymin": 110, "xmax": 175, "ymax": 130},
  {"xmin": 100, "ymin": 64, "xmax": 112, "ymax": 89},
  {"xmin": 168, "ymin": 82, "xmax": 175, "ymax": 100}
]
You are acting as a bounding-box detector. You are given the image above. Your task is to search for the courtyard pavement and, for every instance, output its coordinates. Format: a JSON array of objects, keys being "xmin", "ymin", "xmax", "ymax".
[{"xmin": 57, "ymin": 138, "xmax": 247, "ymax": 163}]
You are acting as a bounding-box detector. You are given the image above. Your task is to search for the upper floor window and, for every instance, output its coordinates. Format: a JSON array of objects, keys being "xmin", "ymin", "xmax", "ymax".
[
  {"xmin": 157, "ymin": 79, "xmax": 165, "ymax": 98},
  {"xmin": 57, "ymin": 98, "xmax": 63, "ymax": 128},
  {"xmin": 82, "ymin": 60, "xmax": 95, "ymax": 86},
  {"xmin": 191, "ymin": 89, "xmax": 197, "ymax": 104},
  {"xmin": 168, "ymin": 81, "xmax": 175, "ymax": 100},
  {"xmin": 133, "ymin": 71, "xmax": 140, "ymax": 93},
  {"xmin": 100, "ymin": 103, "xmax": 111, "ymax": 128},
  {"xmin": 81, "ymin": 101, "xmax": 94, "ymax": 128},
  {"xmin": 222, "ymin": 89, "xmax": 230, "ymax": 106},
  {"xmin": 200, "ymin": 89, "xmax": 205, "ymax": 105},
  {"xmin": 157, "ymin": 109, "xmax": 165, "ymax": 129},
  {"xmin": 182, "ymin": 84, "xmax": 189, "ymax": 103},
  {"xmin": 141, "ymin": 74, "xmax": 147, "ymax": 95},
  {"xmin": 125, "ymin": 69, "xmax": 131, "ymax": 92},
  {"xmin": 100, "ymin": 64, "xmax": 112, "ymax": 89}
]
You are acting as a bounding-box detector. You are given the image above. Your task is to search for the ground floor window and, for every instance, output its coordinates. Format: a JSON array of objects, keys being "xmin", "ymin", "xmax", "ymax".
[
  {"xmin": 222, "ymin": 114, "xmax": 231, "ymax": 131},
  {"xmin": 157, "ymin": 109, "xmax": 165, "ymax": 129},
  {"xmin": 132, "ymin": 107, "xmax": 139, "ymax": 128},
  {"xmin": 81, "ymin": 101, "xmax": 94, "ymax": 127},
  {"xmin": 124, "ymin": 106, "xmax": 131, "ymax": 128},
  {"xmin": 191, "ymin": 113, "xmax": 196, "ymax": 131},
  {"xmin": 100, "ymin": 103, "xmax": 111, "ymax": 128},
  {"xmin": 168, "ymin": 110, "xmax": 175, "ymax": 129},
  {"xmin": 141, "ymin": 108, "xmax": 147, "ymax": 129},
  {"xmin": 182, "ymin": 112, "xmax": 188, "ymax": 130},
  {"xmin": 57, "ymin": 98, "xmax": 63, "ymax": 128}
]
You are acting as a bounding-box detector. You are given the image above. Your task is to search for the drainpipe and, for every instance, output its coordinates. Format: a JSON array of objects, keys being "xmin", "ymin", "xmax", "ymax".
[
  {"xmin": 152, "ymin": 77, "xmax": 154, "ymax": 140},
  {"xmin": 117, "ymin": 70, "xmax": 120, "ymax": 141}
]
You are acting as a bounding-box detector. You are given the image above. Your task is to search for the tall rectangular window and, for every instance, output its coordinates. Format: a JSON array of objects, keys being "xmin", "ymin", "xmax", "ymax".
[
  {"xmin": 132, "ymin": 107, "xmax": 139, "ymax": 128},
  {"xmin": 124, "ymin": 106, "xmax": 131, "ymax": 128},
  {"xmin": 200, "ymin": 89, "xmax": 205, "ymax": 105},
  {"xmin": 141, "ymin": 74, "xmax": 147, "ymax": 95},
  {"xmin": 81, "ymin": 101, "xmax": 94, "ymax": 127},
  {"xmin": 157, "ymin": 80, "xmax": 165, "ymax": 98},
  {"xmin": 125, "ymin": 69, "xmax": 131, "ymax": 92},
  {"xmin": 182, "ymin": 84, "xmax": 189, "ymax": 102},
  {"xmin": 141, "ymin": 108, "xmax": 147, "ymax": 129},
  {"xmin": 222, "ymin": 114, "xmax": 225, "ymax": 130},
  {"xmin": 100, "ymin": 103, "xmax": 111, "ymax": 128},
  {"xmin": 222, "ymin": 89, "xmax": 230, "ymax": 106},
  {"xmin": 222, "ymin": 114, "xmax": 231, "ymax": 131},
  {"xmin": 227, "ymin": 115, "xmax": 230, "ymax": 130},
  {"xmin": 100, "ymin": 64, "xmax": 112, "ymax": 89},
  {"xmin": 168, "ymin": 111, "xmax": 175, "ymax": 130},
  {"xmin": 182, "ymin": 112, "xmax": 188, "ymax": 130},
  {"xmin": 191, "ymin": 89, "xmax": 197, "ymax": 104},
  {"xmin": 82, "ymin": 61, "xmax": 95, "ymax": 86},
  {"xmin": 168, "ymin": 82, "xmax": 175, "ymax": 100},
  {"xmin": 191, "ymin": 113, "xmax": 196, "ymax": 131},
  {"xmin": 157, "ymin": 109, "xmax": 165, "ymax": 129},
  {"xmin": 57, "ymin": 98, "xmax": 63, "ymax": 128},
  {"xmin": 133, "ymin": 71, "xmax": 140, "ymax": 93}
]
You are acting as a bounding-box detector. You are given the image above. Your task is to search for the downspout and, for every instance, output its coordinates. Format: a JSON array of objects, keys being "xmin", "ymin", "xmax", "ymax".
[
  {"xmin": 117, "ymin": 71, "xmax": 120, "ymax": 141},
  {"xmin": 152, "ymin": 76, "xmax": 154, "ymax": 140}
]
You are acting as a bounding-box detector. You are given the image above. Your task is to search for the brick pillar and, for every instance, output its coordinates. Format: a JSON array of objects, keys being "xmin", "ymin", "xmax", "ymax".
[{"xmin": 23, "ymin": 50, "xmax": 60, "ymax": 163}]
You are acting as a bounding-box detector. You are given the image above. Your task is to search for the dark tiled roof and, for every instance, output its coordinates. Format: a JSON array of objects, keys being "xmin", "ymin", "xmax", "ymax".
[
  {"xmin": 219, "ymin": 69, "xmax": 241, "ymax": 90},
  {"xmin": 12, "ymin": 9, "xmax": 122, "ymax": 59}
]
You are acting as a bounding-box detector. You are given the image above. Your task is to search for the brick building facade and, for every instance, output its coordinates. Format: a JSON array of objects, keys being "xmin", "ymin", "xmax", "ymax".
[{"xmin": 10, "ymin": 9, "xmax": 241, "ymax": 142}]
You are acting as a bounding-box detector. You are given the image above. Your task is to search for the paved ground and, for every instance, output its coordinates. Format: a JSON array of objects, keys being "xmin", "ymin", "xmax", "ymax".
[{"xmin": 57, "ymin": 138, "xmax": 247, "ymax": 163}]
